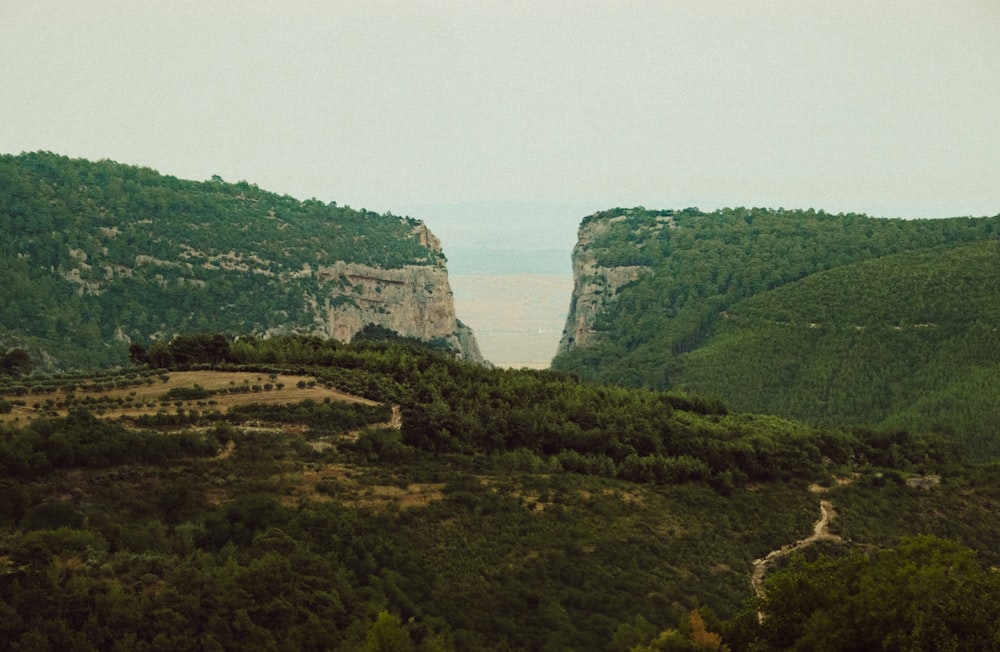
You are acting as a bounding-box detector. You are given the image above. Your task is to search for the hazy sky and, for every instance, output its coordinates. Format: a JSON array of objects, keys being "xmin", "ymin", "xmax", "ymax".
[{"xmin": 3, "ymin": 1, "xmax": 999, "ymax": 238}]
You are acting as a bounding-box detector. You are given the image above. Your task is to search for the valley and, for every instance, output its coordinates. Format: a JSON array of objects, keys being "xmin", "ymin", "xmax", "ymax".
[
  {"xmin": 2, "ymin": 338, "xmax": 997, "ymax": 650},
  {"xmin": 1, "ymin": 155, "xmax": 999, "ymax": 650}
]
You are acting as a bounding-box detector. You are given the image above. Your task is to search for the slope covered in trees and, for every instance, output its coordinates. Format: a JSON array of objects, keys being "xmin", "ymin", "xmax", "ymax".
[
  {"xmin": 552, "ymin": 207, "xmax": 1000, "ymax": 459},
  {"xmin": 0, "ymin": 152, "xmax": 472, "ymax": 370},
  {"xmin": 673, "ymin": 240, "xmax": 1000, "ymax": 459},
  {"xmin": 1, "ymin": 336, "xmax": 998, "ymax": 650}
]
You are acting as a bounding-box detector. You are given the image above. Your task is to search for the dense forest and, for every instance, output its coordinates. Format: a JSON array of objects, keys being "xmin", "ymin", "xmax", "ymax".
[
  {"xmin": 1, "ymin": 335, "xmax": 998, "ymax": 650},
  {"xmin": 552, "ymin": 206, "xmax": 1000, "ymax": 460},
  {"xmin": 0, "ymin": 152, "xmax": 446, "ymax": 369},
  {"xmin": 672, "ymin": 240, "xmax": 1000, "ymax": 460}
]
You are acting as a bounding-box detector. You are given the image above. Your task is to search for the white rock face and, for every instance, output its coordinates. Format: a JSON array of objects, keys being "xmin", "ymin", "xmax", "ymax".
[
  {"xmin": 558, "ymin": 218, "xmax": 651, "ymax": 353},
  {"xmin": 132, "ymin": 224, "xmax": 482, "ymax": 362},
  {"xmin": 313, "ymin": 259, "xmax": 482, "ymax": 363}
]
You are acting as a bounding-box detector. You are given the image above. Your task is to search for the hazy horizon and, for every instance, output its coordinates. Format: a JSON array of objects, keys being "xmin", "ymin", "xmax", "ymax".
[{"xmin": 3, "ymin": 2, "xmax": 997, "ymax": 220}]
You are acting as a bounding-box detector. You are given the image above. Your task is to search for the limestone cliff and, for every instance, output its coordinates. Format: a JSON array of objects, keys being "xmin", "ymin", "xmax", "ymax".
[
  {"xmin": 0, "ymin": 152, "xmax": 483, "ymax": 368},
  {"xmin": 310, "ymin": 227, "xmax": 483, "ymax": 363},
  {"xmin": 135, "ymin": 223, "xmax": 482, "ymax": 363},
  {"xmin": 557, "ymin": 215, "xmax": 654, "ymax": 353}
]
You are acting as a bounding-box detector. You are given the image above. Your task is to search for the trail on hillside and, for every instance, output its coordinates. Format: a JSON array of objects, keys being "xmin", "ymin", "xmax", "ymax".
[{"xmin": 751, "ymin": 499, "xmax": 845, "ymax": 621}]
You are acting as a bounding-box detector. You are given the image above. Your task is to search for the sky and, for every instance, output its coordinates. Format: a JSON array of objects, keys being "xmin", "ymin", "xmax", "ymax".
[{"xmin": 3, "ymin": 1, "xmax": 999, "ymax": 264}]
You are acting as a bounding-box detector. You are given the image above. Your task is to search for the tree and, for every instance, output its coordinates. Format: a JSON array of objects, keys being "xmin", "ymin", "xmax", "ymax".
[
  {"xmin": 357, "ymin": 611, "xmax": 452, "ymax": 652},
  {"xmin": 629, "ymin": 609, "xmax": 730, "ymax": 652},
  {"xmin": 361, "ymin": 611, "xmax": 415, "ymax": 652},
  {"xmin": 128, "ymin": 343, "xmax": 148, "ymax": 365},
  {"xmin": 1, "ymin": 348, "xmax": 32, "ymax": 377}
]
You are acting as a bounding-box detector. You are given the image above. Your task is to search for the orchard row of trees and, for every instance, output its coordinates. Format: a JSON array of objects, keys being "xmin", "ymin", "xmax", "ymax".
[{"xmin": 127, "ymin": 334, "xmax": 957, "ymax": 488}]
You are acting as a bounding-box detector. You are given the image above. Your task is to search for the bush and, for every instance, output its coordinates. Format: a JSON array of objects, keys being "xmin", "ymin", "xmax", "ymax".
[{"xmin": 161, "ymin": 385, "xmax": 212, "ymax": 401}]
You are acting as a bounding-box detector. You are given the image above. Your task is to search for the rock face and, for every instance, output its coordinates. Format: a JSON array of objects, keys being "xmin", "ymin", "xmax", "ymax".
[
  {"xmin": 313, "ymin": 228, "xmax": 483, "ymax": 363},
  {"xmin": 167, "ymin": 224, "xmax": 483, "ymax": 363},
  {"xmin": 59, "ymin": 222, "xmax": 484, "ymax": 364},
  {"xmin": 318, "ymin": 262, "xmax": 456, "ymax": 344},
  {"xmin": 557, "ymin": 217, "xmax": 652, "ymax": 353}
]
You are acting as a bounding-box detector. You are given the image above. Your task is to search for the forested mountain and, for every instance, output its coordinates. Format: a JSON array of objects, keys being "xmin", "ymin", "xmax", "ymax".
[
  {"xmin": 673, "ymin": 241, "xmax": 1000, "ymax": 459},
  {"xmin": 3, "ymin": 156, "xmax": 999, "ymax": 649},
  {"xmin": 2, "ymin": 335, "xmax": 998, "ymax": 650},
  {"xmin": 0, "ymin": 152, "xmax": 480, "ymax": 369},
  {"xmin": 552, "ymin": 207, "xmax": 1000, "ymax": 459}
]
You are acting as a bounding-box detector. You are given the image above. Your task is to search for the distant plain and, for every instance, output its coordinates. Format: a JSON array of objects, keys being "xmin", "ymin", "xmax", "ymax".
[{"xmin": 450, "ymin": 273, "xmax": 571, "ymax": 368}]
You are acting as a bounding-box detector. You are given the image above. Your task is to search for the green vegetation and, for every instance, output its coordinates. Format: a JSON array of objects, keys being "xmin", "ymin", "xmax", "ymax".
[
  {"xmin": 0, "ymin": 152, "xmax": 441, "ymax": 369},
  {"xmin": 2, "ymin": 335, "xmax": 996, "ymax": 650},
  {"xmin": 553, "ymin": 206, "xmax": 1000, "ymax": 460},
  {"xmin": 4, "ymin": 157, "xmax": 999, "ymax": 647},
  {"xmin": 219, "ymin": 335, "xmax": 958, "ymax": 487},
  {"xmin": 741, "ymin": 536, "xmax": 1000, "ymax": 651},
  {"xmin": 672, "ymin": 241, "xmax": 1000, "ymax": 459}
]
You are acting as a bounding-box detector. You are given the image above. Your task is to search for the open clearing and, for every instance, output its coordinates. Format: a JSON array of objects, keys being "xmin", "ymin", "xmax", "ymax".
[{"xmin": 0, "ymin": 370, "xmax": 377, "ymax": 424}]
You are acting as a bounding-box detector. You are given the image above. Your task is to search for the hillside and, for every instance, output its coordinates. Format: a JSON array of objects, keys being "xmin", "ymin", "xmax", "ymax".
[
  {"xmin": 1, "ymin": 336, "xmax": 998, "ymax": 650},
  {"xmin": 552, "ymin": 207, "xmax": 1000, "ymax": 458},
  {"xmin": 672, "ymin": 241, "xmax": 1000, "ymax": 459},
  {"xmin": 0, "ymin": 152, "xmax": 480, "ymax": 369}
]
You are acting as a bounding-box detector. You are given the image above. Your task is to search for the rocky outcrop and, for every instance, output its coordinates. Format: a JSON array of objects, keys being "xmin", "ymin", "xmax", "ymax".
[
  {"xmin": 558, "ymin": 217, "xmax": 652, "ymax": 353},
  {"xmin": 312, "ymin": 257, "xmax": 483, "ymax": 364},
  {"xmin": 129, "ymin": 223, "xmax": 481, "ymax": 362},
  {"xmin": 453, "ymin": 320, "xmax": 484, "ymax": 364}
]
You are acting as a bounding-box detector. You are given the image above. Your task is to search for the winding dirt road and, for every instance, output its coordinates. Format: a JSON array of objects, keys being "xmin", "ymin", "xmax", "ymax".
[{"xmin": 751, "ymin": 500, "xmax": 845, "ymax": 621}]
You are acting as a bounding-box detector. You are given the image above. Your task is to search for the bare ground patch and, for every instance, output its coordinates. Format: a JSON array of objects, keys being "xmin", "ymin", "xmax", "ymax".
[
  {"xmin": 1, "ymin": 370, "xmax": 377, "ymax": 424},
  {"xmin": 281, "ymin": 463, "xmax": 445, "ymax": 511}
]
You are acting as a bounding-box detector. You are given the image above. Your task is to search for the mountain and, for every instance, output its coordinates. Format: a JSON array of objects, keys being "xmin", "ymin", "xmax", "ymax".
[
  {"xmin": 552, "ymin": 207, "xmax": 1000, "ymax": 458},
  {"xmin": 0, "ymin": 152, "xmax": 481, "ymax": 369}
]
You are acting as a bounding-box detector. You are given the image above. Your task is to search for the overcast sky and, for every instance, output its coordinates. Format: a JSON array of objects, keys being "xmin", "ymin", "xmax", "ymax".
[{"xmin": 3, "ymin": 1, "xmax": 999, "ymax": 240}]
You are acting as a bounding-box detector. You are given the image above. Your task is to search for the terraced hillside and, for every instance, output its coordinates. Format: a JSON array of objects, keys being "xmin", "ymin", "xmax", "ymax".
[{"xmin": 1, "ymin": 336, "xmax": 997, "ymax": 650}]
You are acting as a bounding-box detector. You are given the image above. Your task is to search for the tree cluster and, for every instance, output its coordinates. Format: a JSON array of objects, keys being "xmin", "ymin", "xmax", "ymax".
[
  {"xmin": 0, "ymin": 348, "xmax": 31, "ymax": 377},
  {"xmin": 736, "ymin": 536, "xmax": 1000, "ymax": 651},
  {"xmin": 141, "ymin": 334, "xmax": 957, "ymax": 487}
]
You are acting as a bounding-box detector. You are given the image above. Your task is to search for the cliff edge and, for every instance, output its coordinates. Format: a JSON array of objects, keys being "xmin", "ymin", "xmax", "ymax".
[
  {"xmin": 0, "ymin": 152, "xmax": 482, "ymax": 368},
  {"xmin": 313, "ymin": 224, "xmax": 483, "ymax": 363},
  {"xmin": 557, "ymin": 214, "xmax": 655, "ymax": 354}
]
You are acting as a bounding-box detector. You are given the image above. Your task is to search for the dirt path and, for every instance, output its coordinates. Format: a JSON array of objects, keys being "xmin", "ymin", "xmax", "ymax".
[{"xmin": 751, "ymin": 500, "xmax": 845, "ymax": 621}]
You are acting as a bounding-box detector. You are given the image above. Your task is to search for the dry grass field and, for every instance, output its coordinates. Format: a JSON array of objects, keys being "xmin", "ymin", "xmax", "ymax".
[{"xmin": 0, "ymin": 370, "xmax": 377, "ymax": 425}]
